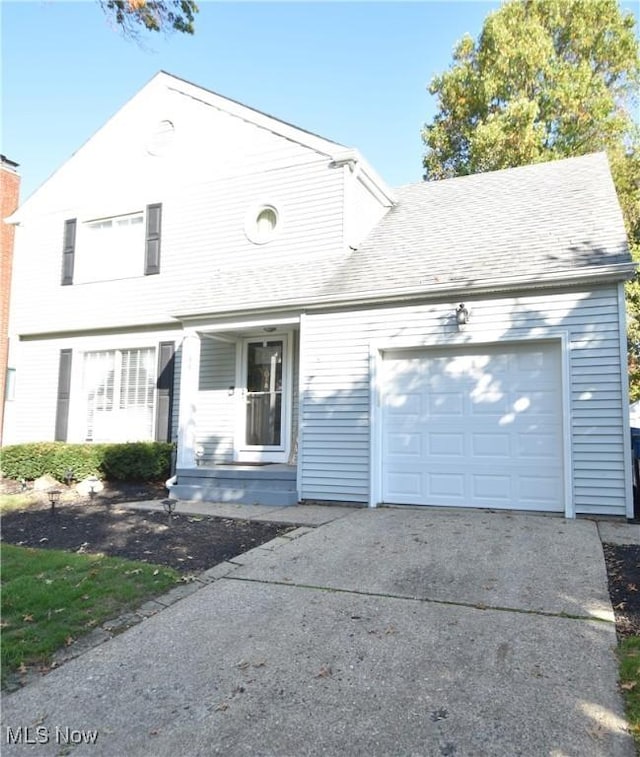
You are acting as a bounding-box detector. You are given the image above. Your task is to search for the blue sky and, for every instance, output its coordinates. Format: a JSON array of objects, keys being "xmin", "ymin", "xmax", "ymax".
[{"xmin": 1, "ymin": 1, "xmax": 638, "ymax": 203}]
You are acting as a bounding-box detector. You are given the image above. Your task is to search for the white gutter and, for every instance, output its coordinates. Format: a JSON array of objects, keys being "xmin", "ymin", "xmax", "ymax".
[{"xmin": 330, "ymin": 148, "xmax": 396, "ymax": 206}]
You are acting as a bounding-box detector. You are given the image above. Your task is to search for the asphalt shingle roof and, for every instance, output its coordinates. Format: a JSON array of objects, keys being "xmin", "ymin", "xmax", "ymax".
[{"xmin": 176, "ymin": 152, "xmax": 633, "ymax": 318}]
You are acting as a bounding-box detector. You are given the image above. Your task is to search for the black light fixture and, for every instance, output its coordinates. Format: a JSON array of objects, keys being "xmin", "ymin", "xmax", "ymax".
[
  {"xmin": 163, "ymin": 498, "xmax": 177, "ymax": 524},
  {"xmin": 456, "ymin": 303, "xmax": 469, "ymax": 327},
  {"xmin": 48, "ymin": 489, "xmax": 61, "ymax": 515}
]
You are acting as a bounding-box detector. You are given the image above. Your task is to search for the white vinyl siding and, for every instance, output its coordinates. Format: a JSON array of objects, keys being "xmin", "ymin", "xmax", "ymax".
[
  {"xmin": 11, "ymin": 159, "xmax": 343, "ymax": 336},
  {"xmin": 195, "ymin": 331, "xmax": 300, "ymax": 464},
  {"xmin": 197, "ymin": 338, "xmax": 237, "ymax": 462},
  {"xmin": 3, "ymin": 329, "xmax": 180, "ymax": 445},
  {"xmin": 347, "ymin": 171, "xmax": 391, "ymax": 249},
  {"xmin": 299, "ymin": 286, "xmax": 629, "ymax": 517}
]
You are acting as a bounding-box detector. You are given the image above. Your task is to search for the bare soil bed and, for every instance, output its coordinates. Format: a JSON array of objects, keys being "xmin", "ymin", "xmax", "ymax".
[
  {"xmin": 0, "ymin": 482, "xmax": 295, "ymax": 573},
  {"xmin": 602, "ymin": 543, "xmax": 640, "ymax": 640}
]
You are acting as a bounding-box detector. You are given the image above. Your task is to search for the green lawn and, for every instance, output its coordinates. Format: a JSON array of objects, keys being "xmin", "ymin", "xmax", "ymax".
[
  {"xmin": 1, "ymin": 543, "xmax": 179, "ymax": 684},
  {"xmin": 619, "ymin": 635, "xmax": 640, "ymax": 748}
]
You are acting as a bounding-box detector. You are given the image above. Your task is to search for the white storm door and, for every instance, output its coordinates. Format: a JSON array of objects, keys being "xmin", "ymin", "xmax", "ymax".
[
  {"xmin": 381, "ymin": 343, "xmax": 564, "ymax": 512},
  {"xmin": 237, "ymin": 335, "xmax": 290, "ymax": 462}
]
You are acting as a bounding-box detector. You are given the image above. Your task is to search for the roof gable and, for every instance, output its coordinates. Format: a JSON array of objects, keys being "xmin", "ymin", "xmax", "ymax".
[{"xmin": 11, "ymin": 72, "xmax": 391, "ymax": 221}]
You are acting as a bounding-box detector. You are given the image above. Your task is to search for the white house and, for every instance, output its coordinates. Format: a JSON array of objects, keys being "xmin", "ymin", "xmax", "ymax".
[{"xmin": 3, "ymin": 72, "xmax": 635, "ymax": 518}]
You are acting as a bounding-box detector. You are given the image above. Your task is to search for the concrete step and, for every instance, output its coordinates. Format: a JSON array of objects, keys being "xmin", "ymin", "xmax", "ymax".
[
  {"xmin": 170, "ymin": 483, "xmax": 298, "ymax": 506},
  {"xmin": 170, "ymin": 466, "xmax": 298, "ymax": 506}
]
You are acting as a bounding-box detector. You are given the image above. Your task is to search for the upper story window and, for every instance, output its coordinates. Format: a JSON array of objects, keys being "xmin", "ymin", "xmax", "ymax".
[
  {"xmin": 77, "ymin": 212, "xmax": 144, "ymax": 283},
  {"xmin": 61, "ymin": 203, "xmax": 162, "ymax": 285},
  {"xmin": 245, "ymin": 204, "xmax": 280, "ymax": 245}
]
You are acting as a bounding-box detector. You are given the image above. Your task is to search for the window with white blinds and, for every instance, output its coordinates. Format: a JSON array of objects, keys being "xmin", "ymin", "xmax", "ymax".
[{"xmin": 83, "ymin": 347, "xmax": 156, "ymax": 442}]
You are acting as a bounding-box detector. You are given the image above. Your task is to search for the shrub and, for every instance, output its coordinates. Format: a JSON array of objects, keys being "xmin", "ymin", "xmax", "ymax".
[
  {"xmin": 0, "ymin": 443, "xmax": 102, "ymax": 481},
  {"xmin": 0, "ymin": 442, "xmax": 173, "ymax": 483},
  {"xmin": 100, "ymin": 442, "xmax": 173, "ymax": 482}
]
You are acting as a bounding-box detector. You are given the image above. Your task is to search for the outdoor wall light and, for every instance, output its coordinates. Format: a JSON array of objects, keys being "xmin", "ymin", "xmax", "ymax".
[
  {"xmin": 195, "ymin": 445, "xmax": 205, "ymax": 466},
  {"xmin": 48, "ymin": 489, "xmax": 61, "ymax": 515},
  {"xmin": 456, "ymin": 303, "xmax": 470, "ymax": 327}
]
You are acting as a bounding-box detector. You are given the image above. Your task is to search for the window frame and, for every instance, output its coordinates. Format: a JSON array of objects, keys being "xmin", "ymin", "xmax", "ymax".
[
  {"xmin": 74, "ymin": 210, "xmax": 146, "ymax": 284},
  {"xmin": 79, "ymin": 345, "xmax": 158, "ymax": 443},
  {"xmin": 244, "ymin": 203, "xmax": 281, "ymax": 245}
]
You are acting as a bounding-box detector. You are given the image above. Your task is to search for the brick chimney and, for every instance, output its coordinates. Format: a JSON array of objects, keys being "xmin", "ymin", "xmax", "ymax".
[{"xmin": 1, "ymin": 155, "xmax": 20, "ymax": 444}]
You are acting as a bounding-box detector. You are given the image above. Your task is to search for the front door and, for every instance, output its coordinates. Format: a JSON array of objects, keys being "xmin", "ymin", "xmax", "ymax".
[{"xmin": 237, "ymin": 335, "xmax": 290, "ymax": 462}]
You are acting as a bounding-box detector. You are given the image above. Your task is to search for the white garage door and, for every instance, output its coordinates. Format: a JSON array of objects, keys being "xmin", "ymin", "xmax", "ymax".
[{"xmin": 381, "ymin": 342, "xmax": 564, "ymax": 512}]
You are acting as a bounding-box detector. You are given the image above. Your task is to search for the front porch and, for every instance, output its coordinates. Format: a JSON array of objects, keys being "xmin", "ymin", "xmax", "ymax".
[
  {"xmin": 169, "ymin": 464, "xmax": 298, "ymax": 506},
  {"xmin": 173, "ymin": 316, "xmax": 302, "ymax": 505}
]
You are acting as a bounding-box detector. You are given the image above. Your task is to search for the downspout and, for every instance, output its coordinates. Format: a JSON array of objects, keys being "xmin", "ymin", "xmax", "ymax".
[{"xmin": 165, "ymin": 473, "xmax": 177, "ymax": 497}]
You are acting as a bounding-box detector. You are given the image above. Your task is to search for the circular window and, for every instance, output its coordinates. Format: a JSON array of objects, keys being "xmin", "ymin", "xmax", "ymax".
[
  {"xmin": 246, "ymin": 204, "xmax": 280, "ymax": 244},
  {"xmin": 146, "ymin": 120, "xmax": 175, "ymax": 156}
]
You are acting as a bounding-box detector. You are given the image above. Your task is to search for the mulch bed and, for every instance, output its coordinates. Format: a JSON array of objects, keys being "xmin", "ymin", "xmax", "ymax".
[
  {"xmin": 0, "ymin": 483, "xmax": 295, "ymax": 573},
  {"xmin": 602, "ymin": 543, "xmax": 640, "ymax": 640}
]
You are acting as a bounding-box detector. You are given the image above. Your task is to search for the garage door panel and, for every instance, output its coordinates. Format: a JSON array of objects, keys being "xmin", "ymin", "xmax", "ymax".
[
  {"xmin": 429, "ymin": 392, "xmax": 465, "ymax": 415},
  {"xmin": 516, "ymin": 432, "xmax": 560, "ymax": 458},
  {"xmin": 387, "ymin": 432, "xmax": 422, "ymax": 456},
  {"xmin": 469, "ymin": 393, "xmax": 511, "ymax": 415},
  {"xmin": 471, "ymin": 432, "xmax": 511, "ymax": 457},
  {"xmin": 428, "ymin": 432, "xmax": 464, "ymax": 456},
  {"xmin": 472, "ymin": 474, "xmax": 512, "ymax": 500},
  {"xmin": 518, "ymin": 475, "xmax": 560, "ymax": 504},
  {"xmin": 382, "ymin": 342, "xmax": 564, "ymax": 512},
  {"xmin": 386, "ymin": 391, "xmax": 422, "ymax": 415},
  {"xmin": 429, "ymin": 472, "xmax": 465, "ymax": 497},
  {"xmin": 385, "ymin": 472, "xmax": 422, "ymax": 497}
]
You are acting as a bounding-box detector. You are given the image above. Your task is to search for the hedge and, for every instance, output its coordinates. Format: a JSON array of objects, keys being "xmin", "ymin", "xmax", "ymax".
[{"xmin": 0, "ymin": 442, "xmax": 174, "ymax": 483}]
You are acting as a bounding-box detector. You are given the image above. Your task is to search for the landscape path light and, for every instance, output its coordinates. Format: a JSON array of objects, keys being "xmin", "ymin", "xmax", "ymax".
[
  {"xmin": 87, "ymin": 475, "xmax": 99, "ymax": 500},
  {"xmin": 48, "ymin": 489, "xmax": 61, "ymax": 516},
  {"xmin": 163, "ymin": 498, "xmax": 177, "ymax": 525}
]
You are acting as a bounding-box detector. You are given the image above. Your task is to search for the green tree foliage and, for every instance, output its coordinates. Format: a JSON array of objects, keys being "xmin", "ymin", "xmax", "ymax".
[
  {"xmin": 99, "ymin": 0, "xmax": 198, "ymax": 36},
  {"xmin": 422, "ymin": 0, "xmax": 640, "ymax": 396}
]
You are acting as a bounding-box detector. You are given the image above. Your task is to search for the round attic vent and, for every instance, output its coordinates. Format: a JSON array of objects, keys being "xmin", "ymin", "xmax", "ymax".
[{"xmin": 146, "ymin": 119, "xmax": 175, "ymax": 156}]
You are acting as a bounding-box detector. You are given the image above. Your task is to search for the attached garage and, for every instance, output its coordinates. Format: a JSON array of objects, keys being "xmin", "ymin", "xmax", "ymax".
[{"xmin": 380, "ymin": 341, "xmax": 566, "ymax": 513}]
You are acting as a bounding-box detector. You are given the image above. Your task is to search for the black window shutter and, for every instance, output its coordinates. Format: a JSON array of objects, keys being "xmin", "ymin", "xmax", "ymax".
[
  {"xmin": 155, "ymin": 341, "xmax": 175, "ymax": 442},
  {"xmin": 145, "ymin": 203, "xmax": 162, "ymax": 275},
  {"xmin": 55, "ymin": 349, "xmax": 73, "ymax": 441},
  {"xmin": 61, "ymin": 219, "xmax": 76, "ymax": 285}
]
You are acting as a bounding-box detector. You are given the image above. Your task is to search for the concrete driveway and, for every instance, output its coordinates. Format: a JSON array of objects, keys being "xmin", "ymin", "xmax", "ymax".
[{"xmin": 1, "ymin": 506, "xmax": 634, "ymax": 756}]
